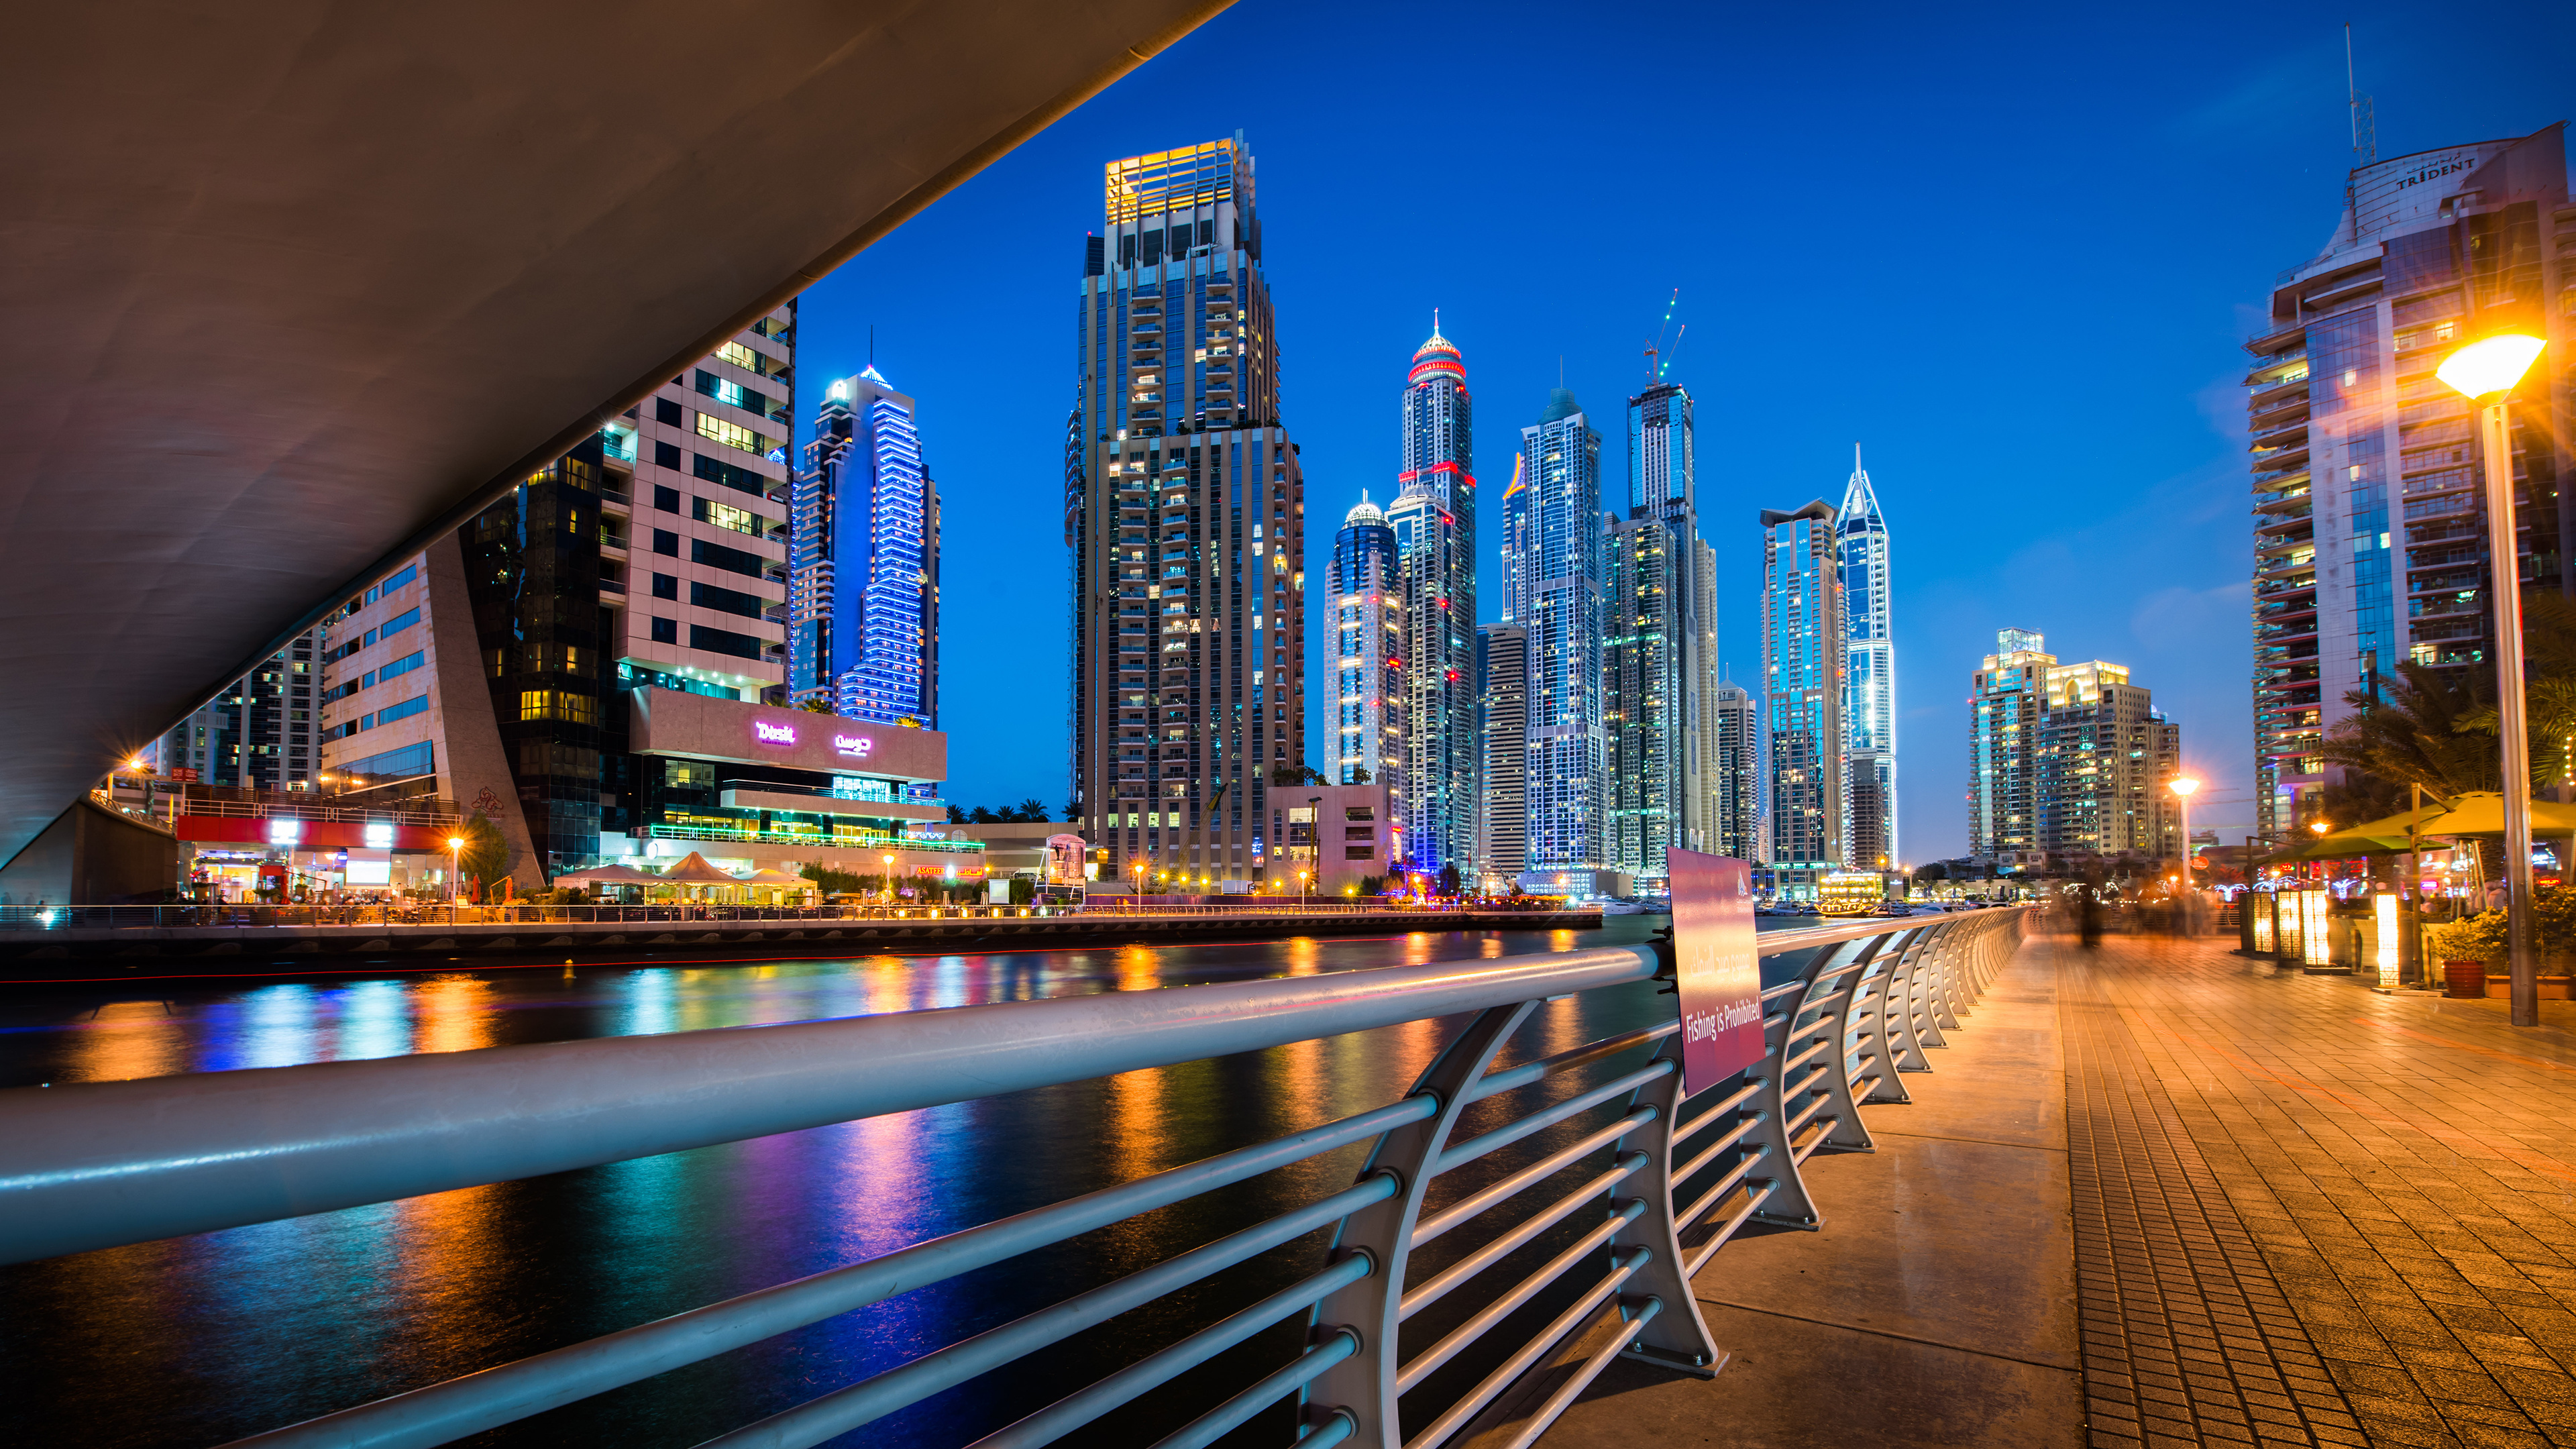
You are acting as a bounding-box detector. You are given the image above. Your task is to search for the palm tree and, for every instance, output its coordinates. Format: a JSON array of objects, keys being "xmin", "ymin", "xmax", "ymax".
[{"xmin": 2318, "ymin": 661, "xmax": 2498, "ymax": 800}]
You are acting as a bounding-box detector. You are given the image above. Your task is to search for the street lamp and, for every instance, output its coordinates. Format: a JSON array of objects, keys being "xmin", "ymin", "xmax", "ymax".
[
  {"xmin": 883, "ymin": 853, "xmax": 896, "ymax": 910},
  {"xmin": 2440, "ymin": 331, "xmax": 2547, "ymax": 1026},
  {"xmin": 446, "ymin": 835, "xmax": 465, "ymax": 924}
]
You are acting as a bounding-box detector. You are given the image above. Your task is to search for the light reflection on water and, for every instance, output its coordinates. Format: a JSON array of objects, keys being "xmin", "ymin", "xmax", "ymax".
[{"xmin": 0, "ymin": 920, "xmax": 1716, "ymax": 1447}]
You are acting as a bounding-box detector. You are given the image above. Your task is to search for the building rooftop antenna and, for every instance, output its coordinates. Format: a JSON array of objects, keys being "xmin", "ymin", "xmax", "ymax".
[
  {"xmin": 1643, "ymin": 288, "xmax": 1680, "ymax": 382},
  {"xmin": 2345, "ymin": 22, "xmax": 2375, "ymax": 166}
]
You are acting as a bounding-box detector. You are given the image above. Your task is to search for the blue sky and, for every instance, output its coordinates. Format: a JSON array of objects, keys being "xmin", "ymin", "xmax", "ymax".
[{"xmin": 796, "ymin": 0, "xmax": 2574, "ymax": 859}]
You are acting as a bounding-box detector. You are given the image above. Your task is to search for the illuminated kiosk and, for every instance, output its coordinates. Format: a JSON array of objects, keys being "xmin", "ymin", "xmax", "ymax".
[{"xmin": 1815, "ymin": 870, "xmax": 1886, "ymax": 917}]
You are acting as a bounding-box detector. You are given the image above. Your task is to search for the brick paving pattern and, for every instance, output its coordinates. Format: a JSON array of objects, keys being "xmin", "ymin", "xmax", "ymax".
[{"xmin": 2049, "ymin": 931, "xmax": 2576, "ymax": 1448}]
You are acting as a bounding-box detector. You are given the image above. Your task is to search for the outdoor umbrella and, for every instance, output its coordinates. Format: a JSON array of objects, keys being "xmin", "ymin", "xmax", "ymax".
[
  {"xmin": 549, "ymin": 864, "xmax": 659, "ymax": 885},
  {"xmin": 744, "ymin": 867, "xmax": 806, "ymax": 885},
  {"xmin": 655, "ymin": 851, "xmax": 742, "ymax": 885},
  {"xmin": 2402, "ymin": 792, "xmax": 2576, "ymax": 839}
]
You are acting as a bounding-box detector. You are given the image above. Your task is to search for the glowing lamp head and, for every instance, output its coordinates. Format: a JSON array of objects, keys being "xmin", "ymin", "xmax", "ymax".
[
  {"xmin": 2169, "ymin": 776, "xmax": 2200, "ymax": 798},
  {"xmin": 447, "ymin": 837, "xmax": 465, "ymax": 851},
  {"xmin": 2436, "ymin": 334, "xmax": 2545, "ymax": 399},
  {"xmin": 2309, "ymin": 820, "xmax": 2331, "ymax": 835}
]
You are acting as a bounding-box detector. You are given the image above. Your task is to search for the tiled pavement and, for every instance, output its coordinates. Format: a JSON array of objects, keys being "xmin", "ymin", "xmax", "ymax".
[
  {"xmin": 2057, "ymin": 932, "xmax": 2576, "ymax": 1448},
  {"xmin": 1552, "ymin": 929, "xmax": 2576, "ymax": 1447}
]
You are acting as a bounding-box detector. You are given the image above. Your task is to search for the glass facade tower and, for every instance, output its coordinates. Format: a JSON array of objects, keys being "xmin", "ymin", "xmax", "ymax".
[
  {"xmin": 1384, "ymin": 321, "xmax": 1477, "ymax": 877},
  {"xmin": 1332, "ymin": 493, "xmax": 1403, "ymax": 804},
  {"xmin": 2247, "ymin": 123, "xmax": 2573, "ymax": 841},
  {"xmin": 1759, "ymin": 500, "xmax": 1845, "ymax": 896},
  {"xmin": 1069, "ymin": 135, "xmax": 1304, "ymax": 885},
  {"xmin": 1607, "ymin": 379, "xmax": 1718, "ymax": 878},
  {"xmin": 795, "ymin": 366, "xmax": 941, "ymax": 726},
  {"xmin": 1516, "ymin": 388, "xmax": 1605, "ymax": 872},
  {"xmin": 1839, "ymin": 447, "xmax": 1895, "ymax": 870},
  {"xmin": 1477, "ymin": 621, "xmax": 1528, "ymax": 881}
]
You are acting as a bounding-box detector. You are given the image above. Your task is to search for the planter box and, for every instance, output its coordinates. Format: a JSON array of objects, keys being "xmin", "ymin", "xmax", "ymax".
[{"xmin": 2481, "ymin": 975, "xmax": 2575, "ymax": 1000}]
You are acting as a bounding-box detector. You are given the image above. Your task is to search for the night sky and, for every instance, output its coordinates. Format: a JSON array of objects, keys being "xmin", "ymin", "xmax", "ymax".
[{"xmin": 794, "ymin": 0, "xmax": 2575, "ymax": 861}]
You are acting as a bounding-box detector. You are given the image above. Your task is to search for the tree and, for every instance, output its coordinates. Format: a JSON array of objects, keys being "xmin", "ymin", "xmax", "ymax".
[
  {"xmin": 1016, "ymin": 797, "xmax": 1051, "ymax": 822},
  {"xmin": 946, "ymin": 804, "xmax": 969, "ymax": 824},
  {"xmin": 1349, "ymin": 765, "xmax": 1372, "ymax": 784},
  {"xmin": 798, "ymin": 697, "xmax": 835, "ymax": 714},
  {"xmin": 1438, "ymin": 864, "xmax": 1462, "ymax": 898},
  {"xmin": 455, "ymin": 811, "xmax": 509, "ymax": 898},
  {"xmin": 1271, "ymin": 763, "xmax": 1330, "ymax": 787},
  {"xmin": 969, "ymin": 805, "xmax": 996, "ymax": 824}
]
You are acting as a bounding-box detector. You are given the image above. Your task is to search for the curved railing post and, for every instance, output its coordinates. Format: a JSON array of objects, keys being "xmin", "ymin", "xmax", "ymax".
[
  {"xmin": 1303, "ymin": 1000, "xmax": 1540, "ymax": 1446},
  {"xmin": 1812, "ymin": 930, "xmax": 1898, "ymax": 1154},
  {"xmin": 1612, "ymin": 1036, "xmax": 1723, "ymax": 1378}
]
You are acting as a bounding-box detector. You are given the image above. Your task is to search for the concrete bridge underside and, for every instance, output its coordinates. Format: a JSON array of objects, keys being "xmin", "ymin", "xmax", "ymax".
[{"xmin": 0, "ymin": 0, "xmax": 1229, "ymax": 865}]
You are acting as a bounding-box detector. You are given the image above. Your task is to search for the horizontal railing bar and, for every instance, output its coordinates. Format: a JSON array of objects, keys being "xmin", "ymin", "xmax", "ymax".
[
  {"xmin": 1411, "ymin": 1109, "xmax": 1653, "ymax": 1248},
  {"xmin": 0, "ymin": 945, "xmax": 1660, "ymax": 1265},
  {"xmin": 1672, "ymin": 1078, "xmax": 1762, "ymax": 1146},
  {"xmin": 696, "ymin": 1174, "xmax": 1400, "ymax": 1448},
  {"xmin": 217, "ymin": 1097, "xmax": 1434, "ymax": 1449},
  {"xmin": 1674, "ymin": 1146, "xmax": 1772, "ymax": 1235},
  {"xmin": 1433, "ymin": 1061, "xmax": 1673, "ymax": 1177},
  {"xmin": 1395, "ymin": 1203, "xmax": 1648, "ymax": 1393},
  {"xmin": 1400, "ymin": 1155, "xmax": 1647, "ymax": 1322},
  {"xmin": 1778, "ymin": 1038, "xmax": 1831, "ymax": 1079},
  {"xmin": 965, "ymin": 1252, "xmax": 1374, "ymax": 1449},
  {"xmin": 1790, "ymin": 1117, "xmax": 1837, "ymax": 1165},
  {"xmin": 1784, "ymin": 1091, "xmax": 1834, "ymax": 1140},
  {"xmin": 1684, "ymin": 1181, "xmax": 1778, "ymax": 1275},
  {"xmin": 1672, "ymin": 1112, "xmax": 1759, "ymax": 1185},
  {"xmin": 1492, "ymin": 1295, "xmax": 1662, "ymax": 1449},
  {"xmin": 1301, "ymin": 1409, "xmax": 1358, "ymax": 1449},
  {"xmin": 1144, "ymin": 1328, "xmax": 1359, "ymax": 1449},
  {"xmin": 1402, "ymin": 1247, "xmax": 1652, "ymax": 1449},
  {"xmin": 1462, "ymin": 1022, "xmax": 1677, "ymax": 1106}
]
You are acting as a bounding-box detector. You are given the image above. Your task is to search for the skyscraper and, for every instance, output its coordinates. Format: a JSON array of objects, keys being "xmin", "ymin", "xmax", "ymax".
[
  {"xmin": 1605, "ymin": 511, "xmax": 1684, "ymax": 874},
  {"xmin": 1839, "ymin": 447, "xmax": 1895, "ymax": 870},
  {"xmin": 1711, "ymin": 676, "xmax": 1759, "ymax": 861},
  {"xmin": 795, "ymin": 366, "xmax": 941, "ymax": 725},
  {"xmin": 1384, "ymin": 321, "xmax": 1477, "ymax": 878},
  {"xmin": 1477, "ymin": 622, "xmax": 1528, "ymax": 881},
  {"xmin": 1068, "ymin": 136, "xmax": 1304, "ymax": 886},
  {"xmin": 2247, "ymin": 123, "xmax": 2573, "ymax": 842},
  {"xmin": 1969, "ymin": 629, "xmax": 2051, "ymax": 869},
  {"xmin": 1332, "ymin": 493, "xmax": 1403, "ymax": 801},
  {"xmin": 1970, "ymin": 629, "xmax": 2183, "ymax": 870},
  {"xmin": 1759, "ymin": 500, "xmax": 1845, "ymax": 897},
  {"xmin": 159, "ymin": 628, "xmax": 323, "ymax": 791},
  {"xmin": 1517, "ymin": 388, "xmax": 1606, "ymax": 873},
  {"xmin": 1605, "ymin": 378, "xmax": 1717, "ymax": 878}
]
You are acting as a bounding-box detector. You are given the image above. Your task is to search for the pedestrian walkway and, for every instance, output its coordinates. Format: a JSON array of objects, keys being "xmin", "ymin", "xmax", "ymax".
[{"xmin": 1548, "ymin": 930, "xmax": 2576, "ymax": 1448}]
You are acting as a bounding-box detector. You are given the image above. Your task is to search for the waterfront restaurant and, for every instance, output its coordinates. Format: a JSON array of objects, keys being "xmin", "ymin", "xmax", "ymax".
[{"xmin": 594, "ymin": 689, "xmax": 984, "ymax": 892}]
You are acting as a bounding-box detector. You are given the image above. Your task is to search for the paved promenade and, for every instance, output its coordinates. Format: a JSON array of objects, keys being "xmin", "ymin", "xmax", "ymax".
[{"xmin": 1549, "ymin": 930, "xmax": 2576, "ymax": 1448}]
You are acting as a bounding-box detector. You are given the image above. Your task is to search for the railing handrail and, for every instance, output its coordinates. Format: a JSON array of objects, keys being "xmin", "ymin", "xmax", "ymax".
[
  {"xmin": 0, "ymin": 909, "xmax": 2033, "ymax": 1449},
  {"xmin": 0, "ymin": 945, "xmax": 1664, "ymax": 1265}
]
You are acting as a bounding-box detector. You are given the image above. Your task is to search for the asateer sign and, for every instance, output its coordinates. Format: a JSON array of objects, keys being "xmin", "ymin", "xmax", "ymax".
[{"xmin": 1670, "ymin": 849, "xmax": 1762, "ymax": 1094}]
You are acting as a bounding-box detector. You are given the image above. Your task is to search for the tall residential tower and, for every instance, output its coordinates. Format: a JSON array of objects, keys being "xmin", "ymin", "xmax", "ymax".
[
  {"xmin": 1068, "ymin": 136, "xmax": 1305, "ymax": 885},
  {"xmin": 1605, "ymin": 378, "xmax": 1718, "ymax": 879},
  {"xmin": 1759, "ymin": 500, "xmax": 1845, "ymax": 897},
  {"xmin": 2247, "ymin": 123, "xmax": 2573, "ymax": 841},
  {"xmin": 1332, "ymin": 493, "xmax": 1403, "ymax": 800},
  {"xmin": 1515, "ymin": 388, "xmax": 1606, "ymax": 873},
  {"xmin": 794, "ymin": 366, "xmax": 940, "ymax": 724},
  {"xmin": 1385, "ymin": 321, "xmax": 1477, "ymax": 877},
  {"xmin": 1839, "ymin": 448, "xmax": 1895, "ymax": 869}
]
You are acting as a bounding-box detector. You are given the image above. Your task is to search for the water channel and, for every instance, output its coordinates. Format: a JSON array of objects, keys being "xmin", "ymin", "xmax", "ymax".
[{"xmin": 0, "ymin": 918, "xmax": 1805, "ymax": 1448}]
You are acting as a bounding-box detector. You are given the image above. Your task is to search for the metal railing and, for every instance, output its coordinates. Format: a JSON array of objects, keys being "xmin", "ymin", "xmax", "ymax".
[
  {"xmin": 0, "ymin": 908, "xmax": 2027, "ymax": 1447},
  {"xmin": 0, "ymin": 900, "xmax": 1593, "ymax": 932}
]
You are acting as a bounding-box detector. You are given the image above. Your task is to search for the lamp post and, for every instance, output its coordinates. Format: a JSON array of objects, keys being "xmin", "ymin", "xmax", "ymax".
[
  {"xmin": 446, "ymin": 835, "xmax": 465, "ymax": 925},
  {"xmin": 2440, "ymin": 331, "xmax": 2548, "ymax": 1026},
  {"xmin": 883, "ymin": 853, "xmax": 896, "ymax": 912},
  {"xmin": 2169, "ymin": 776, "xmax": 2201, "ymax": 928}
]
